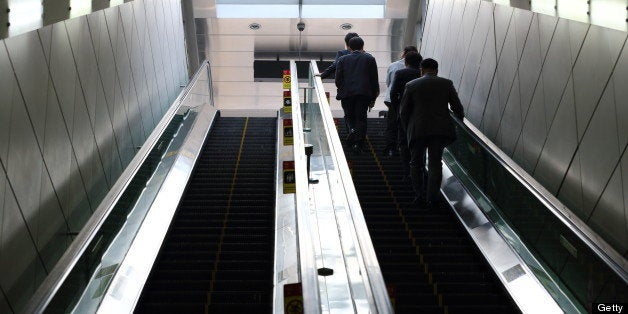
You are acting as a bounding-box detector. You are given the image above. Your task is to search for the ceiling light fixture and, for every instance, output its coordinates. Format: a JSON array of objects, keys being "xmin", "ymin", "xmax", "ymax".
[
  {"xmin": 249, "ymin": 23, "xmax": 261, "ymax": 30},
  {"xmin": 340, "ymin": 23, "xmax": 353, "ymax": 30}
]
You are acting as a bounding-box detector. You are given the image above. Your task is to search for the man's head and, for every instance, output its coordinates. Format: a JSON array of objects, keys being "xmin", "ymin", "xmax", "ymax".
[
  {"xmin": 344, "ymin": 32, "xmax": 359, "ymax": 46},
  {"xmin": 401, "ymin": 46, "xmax": 418, "ymax": 58},
  {"xmin": 420, "ymin": 58, "xmax": 438, "ymax": 76},
  {"xmin": 404, "ymin": 52, "xmax": 422, "ymax": 69},
  {"xmin": 348, "ymin": 37, "xmax": 365, "ymax": 51}
]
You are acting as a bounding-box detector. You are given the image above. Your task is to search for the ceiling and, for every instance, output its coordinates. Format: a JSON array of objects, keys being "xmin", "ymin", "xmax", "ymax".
[{"xmin": 191, "ymin": 0, "xmax": 414, "ymax": 116}]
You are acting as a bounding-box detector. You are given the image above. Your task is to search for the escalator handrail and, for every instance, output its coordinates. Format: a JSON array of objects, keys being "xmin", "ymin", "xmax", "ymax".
[
  {"xmin": 309, "ymin": 61, "xmax": 393, "ymax": 313},
  {"xmin": 450, "ymin": 114, "xmax": 628, "ymax": 283},
  {"xmin": 25, "ymin": 61, "xmax": 213, "ymax": 313},
  {"xmin": 289, "ymin": 60, "xmax": 321, "ymax": 313}
]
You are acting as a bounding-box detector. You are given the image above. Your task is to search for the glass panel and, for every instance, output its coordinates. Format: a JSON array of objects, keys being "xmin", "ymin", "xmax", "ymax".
[
  {"xmin": 557, "ymin": 0, "xmax": 589, "ymax": 23},
  {"xmin": 590, "ymin": 0, "xmax": 628, "ymax": 31},
  {"xmin": 444, "ymin": 120, "xmax": 628, "ymax": 312}
]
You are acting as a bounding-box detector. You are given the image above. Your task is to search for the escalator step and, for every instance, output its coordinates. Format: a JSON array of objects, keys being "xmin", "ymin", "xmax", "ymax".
[{"xmin": 136, "ymin": 117, "xmax": 276, "ymax": 314}]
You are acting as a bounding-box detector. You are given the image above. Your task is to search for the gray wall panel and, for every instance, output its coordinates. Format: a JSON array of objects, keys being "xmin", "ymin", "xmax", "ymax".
[
  {"xmin": 623, "ymin": 153, "xmax": 628, "ymax": 255},
  {"xmin": 589, "ymin": 166, "xmax": 627, "ymax": 253},
  {"xmin": 572, "ymin": 26, "xmax": 627, "ymax": 140},
  {"xmin": 516, "ymin": 84, "xmax": 548, "ymax": 172},
  {"xmin": 540, "ymin": 19, "xmax": 588, "ymax": 130},
  {"xmin": 0, "ymin": 175, "xmax": 47, "ymax": 312},
  {"xmin": 574, "ymin": 87, "xmax": 621, "ymax": 217},
  {"xmin": 0, "ymin": 0, "xmax": 187, "ymax": 310},
  {"xmin": 432, "ymin": 0, "xmax": 454, "ymax": 62},
  {"xmin": 493, "ymin": 4, "xmax": 514, "ymax": 58},
  {"xmin": 449, "ymin": 0, "xmax": 481, "ymax": 89},
  {"xmin": 3, "ymin": 32, "xmax": 51, "ymax": 152},
  {"xmin": 467, "ymin": 6, "xmax": 496, "ymax": 126},
  {"xmin": 439, "ymin": 0, "xmax": 466, "ymax": 79},
  {"xmin": 612, "ymin": 44, "xmax": 628, "ymax": 152},
  {"xmin": 496, "ymin": 76, "xmax": 522, "ymax": 155},
  {"xmin": 0, "ymin": 44, "xmax": 14, "ymax": 163},
  {"xmin": 457, "ymin": 1, "xmax": 493, "ymax": 112},
  {"xmin": 0, "ymin": 289, "xmax": 11, "ymax": 314},
  {"xmin": 534, "ymin": 78, "xmax": 578, "ymax": 194},
  {"xmin": 421, "ymin": 0, "xmax": 441, "ymax": 59}
]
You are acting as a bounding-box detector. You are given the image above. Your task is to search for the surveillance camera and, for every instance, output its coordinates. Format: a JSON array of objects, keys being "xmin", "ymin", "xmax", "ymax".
[{"xmin": 297, "ymin": 22, "xmax": 305, "ymax": 32}]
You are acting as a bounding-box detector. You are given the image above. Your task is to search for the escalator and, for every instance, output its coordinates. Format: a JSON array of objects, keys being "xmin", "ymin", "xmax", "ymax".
[
  {"xmin": 136, "ymin": 116, "xmax": 276, "ymax": 313},
  {"xmin": 339, "ymin": 118, "xmax": 520, "ymax": 314}
]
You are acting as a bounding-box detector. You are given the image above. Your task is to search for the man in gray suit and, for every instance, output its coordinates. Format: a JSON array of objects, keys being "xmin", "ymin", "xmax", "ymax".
[{"xmin": 400, "ymin": 58, "xmax": 464, "ymax": 209}]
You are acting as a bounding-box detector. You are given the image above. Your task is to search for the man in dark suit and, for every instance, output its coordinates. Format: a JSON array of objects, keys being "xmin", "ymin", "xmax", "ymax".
[
  {"xmin": 319, "ymin": 32, "xmax": 359, "ymax": 79},
  {"xmin": 335, "ymin": 37, "xmax": 379, "ymax": 153},
  {"xmin": 400, "ymin": 58, "xmax": 464, "ymax": 208},
  {"xmin": 389, "ymin": 51, "xmax": 422, "ymax": 179}
]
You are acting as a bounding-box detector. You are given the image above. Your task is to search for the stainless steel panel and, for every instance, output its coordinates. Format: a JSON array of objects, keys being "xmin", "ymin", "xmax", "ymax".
[
  {"xmin": 151, "ymin": 0, "xmax": 176, "ymax": 102},
  {"xmin": 105, "ymin": 6, "xmax": 146, "ymax": 146},
  {"xmin": 569, "ymin": 86, "xmax": 621, "ymax": 217},
  {"xmin": 517, "ymin": 14, "xmax": 551, "ymax": 118},
  {"xmin": 512, "ymin": 9, "xmax": 533, "ymax": 63},
  {"xmin": 46, "ymin": 24, "xmax": 77, "ymax": 128},
  {"xmin": 534, "ymin": 77, "xmax": 578, "ymax": 194},
  {"xmin": 557, "ymin": 152, "xmax": 585, "ymax": 218},
  {"xmin": 4, "ymin": 91, "xmax": 45, "ymax": 250},
  {"xmin": 540, "ymin": 19, "xmax": 588, "ymax": 129},
  {"xmin": 162, "ymin": 0, "xmax": 181, "ymax": 91},
  {"xmin": 35, "ymin": 169, "xmax": 69, "ymax": 271},
  {"xmin": 622, "ymin": 152, "xmax": 628, "ymax": 255},
  {"xmin": 458, "ymin": 1, "xmax": 493, "ymax": 110},
  {"xmin": 0, "ymin": 43, "xmax": 15, "ymax": 163},
  {"xmin": 449, "ymin": 0, "xmax": 480, "ymax": 88},
  {"xmin": 143, "ymin": 0, "xmax": 170, "ymax": 114},
  {"xmin": 3, "ymin": 31, "xmax": 51, "ymax": 151},
  {"xmin": 516, "ymin": 83, "xmax": 548, "ymax": 172},
  {"xmin": 0, "ymin": 176, "xmax": 46, "ymax": 312},
  {"xmin": 71, "ymin": 87, "xmax": 108, "ymax": 208},
  {"xmin": 0, "ymin": 287, "xmax": 12, "ymax": 314},
  {"xmin": 468, "ymin": 10, "xmax": 496, "ymax": 126},
  {"xmin": 121, "ymin": 3, "xmax": 156, "ymax": 136},
  {"xmin": 493, "ymin": 4, "xmax": 513, "ymax": 57},
  {"xmin": 572, "ymin": 26, "xmax": 627, "ymax": 140},
  {"xmin": 422, "ymin": 0, "xmax": 443, "ymax": 58},
  {"xmin": 588, "ymin": 166, "xmax": 627, "ymax": 254},
  {"xmin": 438, "ymin": 0, "xmax": 466, "ymax": 79},
  {"xmin": 431, "ymin": 0, "xmax": 454, "ymax": 62},
  {"xmin": 610, "ymin": 45, "xmax": 628, "ymax": 155},
  {"xmin": 496, "ymin": 76, "xmax": 522, "ymax": 156},
  {"xmin": 65, "ymin": 16, "xmax": 124, "ymax": 185},
  {"xmin": 38, "ymin": 24, "xmax": 52, "ymax": 64}
]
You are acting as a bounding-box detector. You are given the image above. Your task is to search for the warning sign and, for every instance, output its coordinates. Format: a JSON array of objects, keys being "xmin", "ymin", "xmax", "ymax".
[
  {"xmin": 283, "ymin": 90, "xmax": 292, "ymax": 113},
  {"xmin": 283, "ymin": 119, "xmax": 293, "ymax": 146},
  {"xmin": 283, "ymin": 70, "xmax": 291, "ymax": 89},
  {"xmin": 284, "ymin": 283, "xmax": 303, "ymax": 314},
  {"xmin": 283, "ymin": 161, "xmax": 296, "ymax": 194}
]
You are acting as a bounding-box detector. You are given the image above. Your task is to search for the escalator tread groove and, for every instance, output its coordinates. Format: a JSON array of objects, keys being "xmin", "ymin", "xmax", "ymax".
[
  {"xmin": 340, "ymin": 118, "xmax": 520, "ymax": 314},
  {"xmin": 136, "ymin": 117, "xmax": 276, "ymax": 314}
]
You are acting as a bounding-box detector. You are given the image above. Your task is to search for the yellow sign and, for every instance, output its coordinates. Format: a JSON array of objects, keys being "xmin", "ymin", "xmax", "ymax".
[
  {"xmin": 283, "ymin": 161, "xmax": 295, "ymax": 194},
  {"xmin": 283, "ymin": 119, "xmax": 293, "ymax": 146},
  {"xmin": 284, "ymin": 283, "xmax": 303, "ymax": 314},
  {"xmin": 283, "ymin": 70, "xmax": 291, "ymax": 89},
  {"xmin": 283, "ymin": 90, "xmax": 292, "ymax": 113}
]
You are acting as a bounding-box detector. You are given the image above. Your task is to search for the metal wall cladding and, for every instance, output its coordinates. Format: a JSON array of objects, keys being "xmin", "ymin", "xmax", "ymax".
[
  {"xmin": 421, "ymin": 0, "xmax": 628, "ymax": 255},
  {"xmin": 0, "ymin": 0, "xmax": 187, "ymax": 312}
]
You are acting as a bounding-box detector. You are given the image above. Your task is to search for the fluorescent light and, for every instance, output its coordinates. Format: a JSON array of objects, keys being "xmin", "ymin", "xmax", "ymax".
[
  {"xmin": 301, "ymin": 5, "xmax": 384, "ymax": 18},
  {"xmin": 216, "ymin": 4, "xmax": 299, "ymax": 18}
]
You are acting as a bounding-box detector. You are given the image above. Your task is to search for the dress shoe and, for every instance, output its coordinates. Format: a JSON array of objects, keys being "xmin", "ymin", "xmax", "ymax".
[
  {"xmin": 351, "ymin": 144, "xmax": 363, "ymax": 155},
  {"xmin": 346, "ymin": 129, "xmax": 357, "ymax": 143}
]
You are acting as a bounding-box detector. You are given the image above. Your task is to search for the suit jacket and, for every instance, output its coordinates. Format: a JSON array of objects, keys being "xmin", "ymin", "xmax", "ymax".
[
  {"xmin": 320, "ymin": 49, "xmax": 350, "ymax": 79},
  {"xmin": 390, "ymin": 67, "xmax": 422, "ymax": 108},
  {"xmin": 400, "ymin": 74, "xmax": 464, "ymax": 146},
  {"xmin": 335, "ymin": 51, "xmax": 379, "ymax": 100}
]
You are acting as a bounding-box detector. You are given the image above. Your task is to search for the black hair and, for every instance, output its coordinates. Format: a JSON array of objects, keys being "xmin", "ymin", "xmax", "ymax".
[
  {"xmin": 348, "ymin": 37, "xmax": 365, "ymax": 51},
  {"xmin": 420, "ymin": 58, "xmax": 438, "ymax": 71},
  {"xmin": 402, "ymin": 46, "xmax": 418, "ymax": 56},
  {"xmin": 344, "ymin": 32, "xmax": 359, "ymax": 45},
  {"xmin": 405, "ymin": 52, "xmax": 422, "ymax": 68}
]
